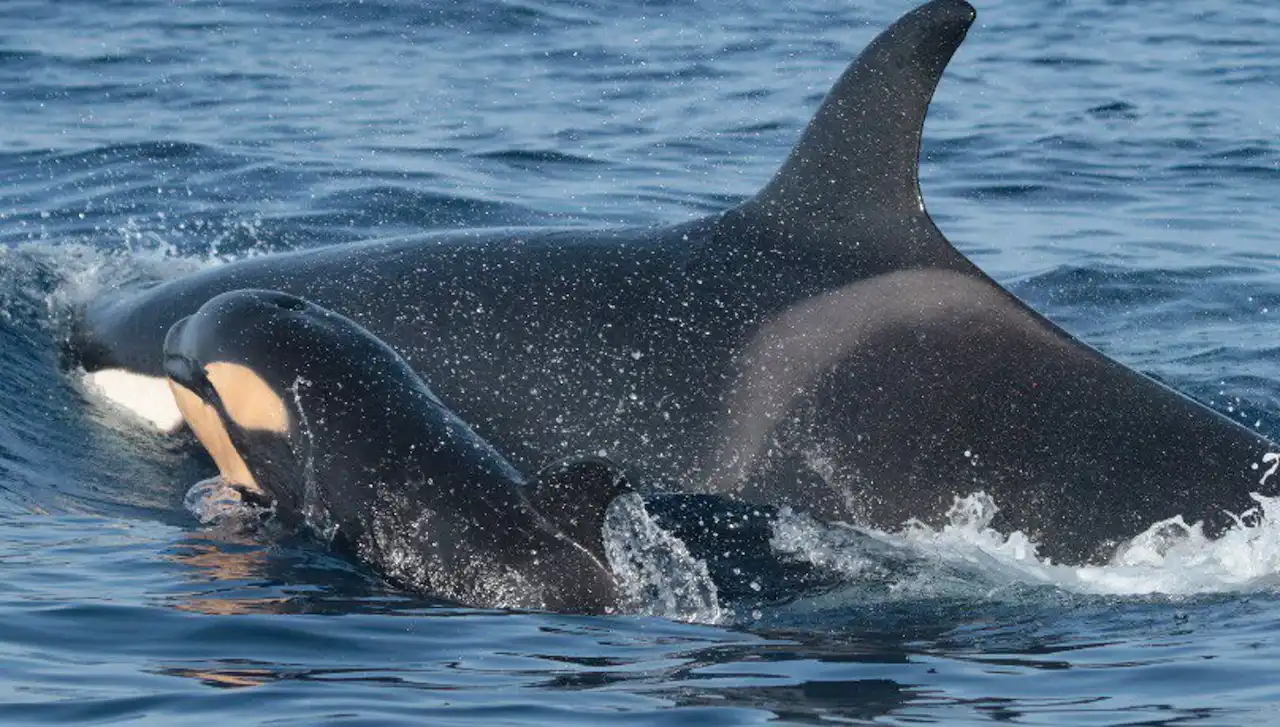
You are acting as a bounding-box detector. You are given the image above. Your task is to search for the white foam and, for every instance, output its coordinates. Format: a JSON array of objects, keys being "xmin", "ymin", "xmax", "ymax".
[
  {"xmin": 39, "ymin": 240, "xmax": 214, "ymax": 321},
  {"xmin": 82, "ymin": 368, "xmax": 184, "ymax": 432},
  {"xmin": 605, "ymin": 493, "xmax": 723, "ymax": 623},
  {"xmin": 774, "ymin": 484, "xmax": 1280, "ymax": 599},
  {"xmin": 1073, "ymin": 494, "xmax": 1280, "ymax": 594}
]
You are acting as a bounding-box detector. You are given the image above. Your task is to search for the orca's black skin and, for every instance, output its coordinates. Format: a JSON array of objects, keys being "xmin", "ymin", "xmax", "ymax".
[
  {"xmin": 74, "ymin": 0, "xmax": 1278, "ymax": 565},
  {"xmin": 164, "ymin": 289, "xmax": 631, "ymax": 613},
  {"xmin": 641, "ymin": 494, "xmax": 843, "ymax": 603},
  {"xmin": 169, "ymin": 289, "xmax": 842, "ymax": 611}
]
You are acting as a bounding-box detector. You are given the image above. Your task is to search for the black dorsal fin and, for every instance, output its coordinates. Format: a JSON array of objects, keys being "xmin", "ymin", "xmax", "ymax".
[
  {"xmin": 528, "ymin": 455, "xmax": 633, "ymax": 563},
  {"xmin": 740, "ymin": 0, "xmax": 975, "ymax": 235}
]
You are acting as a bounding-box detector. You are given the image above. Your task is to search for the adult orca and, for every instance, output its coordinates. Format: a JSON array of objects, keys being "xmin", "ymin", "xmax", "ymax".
[
  {"xmin": 164, "ymin": 289, "xmax": 632, "ymax": 612},
  {"xmin": 69, "ymin": 0, "xmax": 1278, "ymax": 565}
]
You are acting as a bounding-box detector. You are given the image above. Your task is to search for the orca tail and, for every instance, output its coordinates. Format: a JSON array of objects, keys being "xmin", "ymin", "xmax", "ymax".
[
  {"xmin": 733, "ymin": 0, "xmax": 976, "ymax": 270},
  {"xmin": 528, "ymin": 455, "xmax": 632, "ymax": 564}
]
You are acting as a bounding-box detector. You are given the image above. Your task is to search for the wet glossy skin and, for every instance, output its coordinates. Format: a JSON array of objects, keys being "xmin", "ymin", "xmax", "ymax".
[
  {"xmin": 163, "ymin": 290, "xmax": 627, "ymax": 612},
  {"xmin": 74, "ymin": 0, "xmax": 1278, "ymax": 564}
]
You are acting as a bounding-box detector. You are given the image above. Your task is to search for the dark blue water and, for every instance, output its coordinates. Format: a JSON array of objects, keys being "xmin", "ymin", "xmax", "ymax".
[{"xmin": 2, "ymin": 0, "xmax": 1279, "ymax": 723}]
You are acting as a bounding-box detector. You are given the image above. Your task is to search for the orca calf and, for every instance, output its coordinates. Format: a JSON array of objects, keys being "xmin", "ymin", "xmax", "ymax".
[
  {"xmin": 164, "ymin": 289, "xmax": 631, "ymax": 612},
  {"xmin": 72, "ymin": 0, "xmax": 1278, "ymax": 564},
  {"xmin": 165, "ymin": 289, "xmax": 833, "ymax": 612}
]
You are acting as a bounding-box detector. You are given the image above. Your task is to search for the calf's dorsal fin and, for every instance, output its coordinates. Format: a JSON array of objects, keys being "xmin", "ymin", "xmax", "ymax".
[{"xmin": 528, "ymin": 455, "xmax": 632, "ymax": 563}]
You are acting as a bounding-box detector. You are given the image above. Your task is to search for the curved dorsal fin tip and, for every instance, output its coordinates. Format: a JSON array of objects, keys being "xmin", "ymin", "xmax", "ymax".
[{"xmin": 745, "ymin": 0, "xmax": 976, "ymax": 224}]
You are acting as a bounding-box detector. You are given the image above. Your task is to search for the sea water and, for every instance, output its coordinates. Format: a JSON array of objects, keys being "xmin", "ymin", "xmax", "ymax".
[{"xmin": 1, "ymin": 0, "xmax": 1279, "ymax": 723}]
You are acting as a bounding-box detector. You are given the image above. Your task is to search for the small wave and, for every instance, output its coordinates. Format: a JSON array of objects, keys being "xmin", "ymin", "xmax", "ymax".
[
  {"xmin": 12, "ymin": 141, "xmax": 221, "ymax": 170},
  {"xmin": 273, "ymin": 0, "xmax": 597, "ymax": 33},
  {"xmin": 311, "ymin": 185, "xmax": 554, "ymax": 230},
  {"xmin": 0, "ymin": 240, "xmax": 213, "ymax": 351},
  {"xmin": 34, "ymin": 243, "xmax": 213, "ymax": 329},
  {"xmin": 0, "ymin": 49, "xmax": 42, "ymax": 66},
  {"xmin": 471, "ymin": 149, "xmax": 606, "ymax": 167},
  {"xmin": 0, "ymin": 236, "xmax": 242, "ymax": 442},
  {"xmin": 0, "ymin": 241, "xmax": 227, "ymax": 518},
  {"xmin": 1087, "ymin": 101, "xmax": 1139, "ymax": 120},
  {"xmin": 1167, "ymin": 161, "xmax": 1279, "ymax": 182},
  {"xmin": 1027, "ymin": 55, "xmax": 1106, "ymax": 68},
  {"xmin": 1010, "ymin": 264, "xmax": 1256, "ymax": 311},
  {"xmin": 774, "ymin": 489, "xmax": 1280, "ymax": 600}
]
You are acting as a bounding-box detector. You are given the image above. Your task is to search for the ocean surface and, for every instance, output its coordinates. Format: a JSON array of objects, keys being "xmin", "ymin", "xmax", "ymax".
[{"xmin": 2, "ymin": 0, "xmax": 1279, "ymax": 724}]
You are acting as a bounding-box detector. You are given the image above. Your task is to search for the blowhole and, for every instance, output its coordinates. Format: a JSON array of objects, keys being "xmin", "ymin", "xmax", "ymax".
[{"xmin": 269, "ymin": 294, "xmax": 308, "ymax": 312}]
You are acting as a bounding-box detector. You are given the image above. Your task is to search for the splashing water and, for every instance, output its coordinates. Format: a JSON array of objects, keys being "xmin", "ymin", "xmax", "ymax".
[
  {"xmin": 184, "ymin": 473, "xmax": 1280, "ymax": 617},
  {"xmin": 284, "ymin": 376, "xmax": 340, "ymax": 544},
  {"xmin": 769, "ymin": 502, "xmax": 1042, "ymax": 602},
  {"xmin": 0, "ymin": 233, "xmax": 262, "ymax": 433},
  {"xmin": 1, "ymin": 241, "xmax": 197, "ymax": 338},
  {"xmin": 183, "ymin": 476, "xmax": 273, "ymax": 527},
  {"xmin": 185, "ymin": 479, "xmax": 726, "ymax": 619},
  {"xmin": 1081, "ymin": 494, "xmax": 1280, "ymax": 594},
  {"xmin": 770, "ymin": 488, "xmax": 1280, "ymax": 600},
  {"xmin": 604, "ymin": 493, "xmax": 722, "ymax": 623}
]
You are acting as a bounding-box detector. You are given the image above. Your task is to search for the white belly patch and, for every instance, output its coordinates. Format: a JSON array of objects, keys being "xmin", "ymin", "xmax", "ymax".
[{"xmin": 82, "ymin": 368, "xmax": 184, "ymax": 432}]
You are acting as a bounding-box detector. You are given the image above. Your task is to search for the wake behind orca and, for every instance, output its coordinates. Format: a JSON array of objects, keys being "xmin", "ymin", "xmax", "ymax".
[{"xmin": 69, "ymin": 0, "xmax": 1279, "ymax": 565}]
